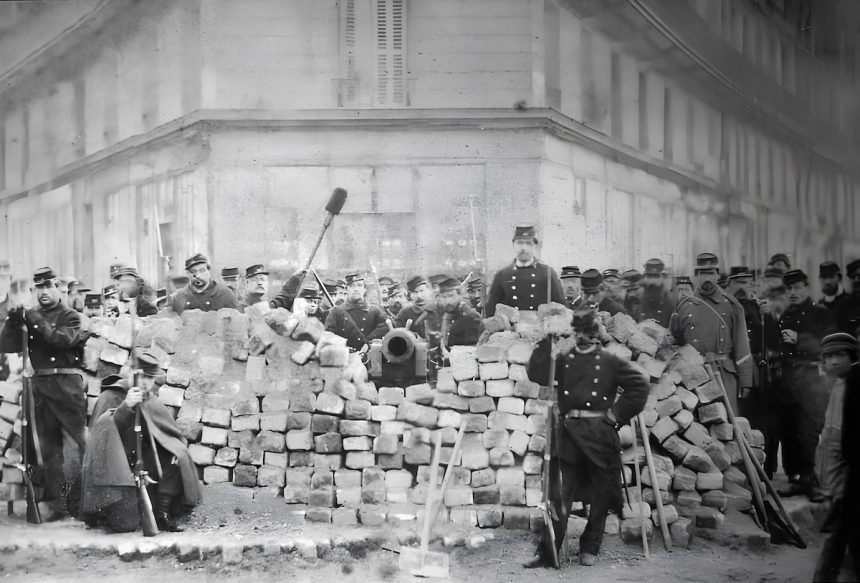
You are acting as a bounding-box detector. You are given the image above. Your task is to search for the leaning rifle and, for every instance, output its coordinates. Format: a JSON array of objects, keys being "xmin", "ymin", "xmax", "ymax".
[
  {"xmin": 17, "ymin": 326, "xmax": 41, "ymax": 524},
  {"xmin": 130, "ymin": 319, "xmax": 158, "ymax": 537}
]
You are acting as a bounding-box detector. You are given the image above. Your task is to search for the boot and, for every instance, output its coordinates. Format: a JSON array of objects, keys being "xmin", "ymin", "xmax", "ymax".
[{"xmin": 155, "ymin": 495, "xmax": 184, "ymax": 532}]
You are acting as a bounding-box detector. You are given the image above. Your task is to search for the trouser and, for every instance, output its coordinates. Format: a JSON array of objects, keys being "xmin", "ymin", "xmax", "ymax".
[
  {"xmin": 797, "ymin": 378, "xmax": 830, "ymax": 488},
  {"xmin": 142, "ymin": 439, "xmax": 183, "ymax": 501},
  {"xmin": 775, "ymin": 401, "xmax": 803, "ymax": 477},
  {"xmin": 813, "ymin": 499, "xmax": 860, "ymax": 582}
]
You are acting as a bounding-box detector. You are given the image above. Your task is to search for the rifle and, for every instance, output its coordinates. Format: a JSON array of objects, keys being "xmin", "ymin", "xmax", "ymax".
[
  {"xmin": 539, "ymin": 404, "xmax": 560, "ymax": 569},
  {"xmin": 130, "ymin": 318, "xmax": 159, "ymax": 537},
  {"xmin": 369, "ymin": 259, "xmax": 385, "ymax": 308},
  {"xmin": 17, "ymin": 326, "xmax": 41, "ymax": 524}
]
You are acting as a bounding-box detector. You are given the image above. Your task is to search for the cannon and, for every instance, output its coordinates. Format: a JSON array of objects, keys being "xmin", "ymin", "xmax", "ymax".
[{"xmin": 368, "ymin": 320, "xmax": 430, "ymax": 386}]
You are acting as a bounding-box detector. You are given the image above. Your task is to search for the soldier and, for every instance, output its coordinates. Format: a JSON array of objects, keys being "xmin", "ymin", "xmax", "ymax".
[
  {"xmin": 332, "ymin": 279, "xmax": 348, "ymax": 307},
  {"xmin": 759, "ymin": 280, "xmax": 791, "ymax": 479},
  {"xmin": 67, "ymin": 281, "xmax": 89, "ymax": 314},
  {"xmin": 559, "ymin": 266, "xmax": 582, "ymax": 309},
  {"xmin": 465, "ymin": 276, "xmax": 485, "ymax": 313},
  {"xmin": 394, "ymin": 275, "xmax": 438, "ymax": 341},
  {"xmin": 103, "ymin": 285, "xmax": 120, "ymax": 318},
  {"xmin": 526, "ymin": 309, "xmax": 649, "ymax": 567},
  {"xmin": 621, "ymin": 269, "xmax": 642, "ymax": 317},
  {"xmin": 294, "ymin": 281, "xmax": 327, "ymax": 324},
  {"xmin": 80, "ymin": 353, "xmax": 201, "ymax": 533},
  {"xmin": 601, "ymin": 269, "xmax": 626, "ymax": 305},
  {"xmin": 769, "ymin": 253, "xmax": 792, "ymax": 272},
  {"xmin": 429, "ymin": 277, "xmax": 481, "ymax": 355},
  {"xmin": 579, "ymin": 269, "xmax": 625, "ymax": 315},
  {"xmin": 240, "ymin": 264, "xmax": 270, "ymax": 311},
  {"xmin": 387, "ymin": 285, "xmax": 407, "ymax": 319},
  {"xmin": 834, "ymin": 259, "xmax": 860, "ymax": 335},
  {"xmin": 672, "ymin": 275, "xmax": 694, "ymax": 300},
  {"xmin": 220, "ymin": 267, "xmax": 241, "ymax": 295},
  {"xmin": 727, "ymin": 267, "xmax": 765, "ymax": 429},
  {"xmin": 636, "ymin": 259, "xmax": 673, "ymax": 327},
  {"xmin": 169, "ymin": 253, "xmax": 237, "ymax": 315},
  {"xmin": 776, "ymin": 269, "xmax": 837, "ymax": 501},
  {"xmin": 0, "ymin": 267, "xmax": 87, "ymax": 519},
  {"xmin": 325, "ymin": 272, "xmax": 388, "ymax": 352},
  {"xmin": 818, "ymin": 261, "xmax": 847, "ymax": 313},
  {"xmin": 113, "ymin": 266, "xmax": 157, "ymax": 317},
  {"xmin": 0, "ymin": 261, "xmax": 11, "ymax": 381},
  {"xmin": 485, "ymin": 225, "xmax": 564, "ymax": 317},
  {"xmin": 671, "ymin": 253, "xmax": 753, "ymax": 414}
]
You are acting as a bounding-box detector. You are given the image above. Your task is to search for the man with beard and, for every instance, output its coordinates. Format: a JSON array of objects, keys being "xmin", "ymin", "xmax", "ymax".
[
  {"xmin": 485, "ymin": 226, "xmax": 564, "ymax": 317},
  {"xmin": 559, "ymin": 266, "xmax": 582, "ymax": 309},
  {"xmin": 240, "ymin": 264, "xmax": 270, "ymax": 310},
  {"xmin": 579, "ymin": 269, "xmax": 625, "ymax": 315},
  {"xmin": 835, "ymin": 259, "xmax": 860, "ymax": 335},
  {"xmin": 0, "ymin": 267, "xmax": 87, "ymax": 519},
  {"xmin": 113, "ymin": 266, "xmax": 157, "ymax": 317},
  {"xmin": 776, "ymin": 269, "xmax": 836, "ymax": 501},
  {"xmin": 621, "ymin": 269, "xmax": 642, "ymax": 317},
  {"xmin": 727, "ymin": 266, "xmax": 765, "ymax": 429},
  {"xmin": 429, "ymin": 277, "xmax": 481, "ymax": 355},
  {"xmin": 80, "ymin": 352, "xmax": 201, "ymax": 533},
  {"xmin": 525, "ymin": 309, "xmax": 648, "ymax": 567},
  {"xmin": 671, "ymin": 253, "xmax": 753, "ymax": 414},
  {"xmin": 325, "ymin": 272, "xmax": 389, "ymax": 351},
  {"xmin": 394, "ymin": 275, "xmax": 439, "ymax": 341},
  {"xmin": 169, "ymin": 253, "xmax": 237, "ymax": 315},
  {"xmin": 387, "ymin": 285, "xmax": 407, "ymax": 319},
  {"xmin": 818, "ymin": 261, "xmax": 848, "ymax": 313},
  {"xmin": 635, "ymin": 258, "xmax": 673, "ymax": 327}
]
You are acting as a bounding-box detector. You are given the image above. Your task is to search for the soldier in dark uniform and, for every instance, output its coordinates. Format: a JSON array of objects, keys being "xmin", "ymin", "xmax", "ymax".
[
  {"xmin": 769, "ymin": 253, "xmax": 792, "ymax": 272},
  {"xmin": 672, "ymin": 275, "xmax": 694, "ymax": 301},
  {"xmin": 485, "ymin": 225, "xmax": 564, "ymax": 317},
  {"xmin": 103, "ymin": 284, "xmax": 120, "ymax": 318},
  {"xmin": 601, "ymin": 269, "xmax": 626, "ymax": 305},
  {"xmin": 758, "ymin": 280, "xmax": 791, "ymax": 479},
  {"xmin": 834, "ymin": 259, "xmax": 860, "ymax": 336},
  {"xmin": 776, "ymin": 269, "xmax": 837, "ymax": 501},
  {"xmin": 239, "ymin": 264, "xmax": 270, "ymax": 311},
  {"xmin": 169, "ymin": 253, "xmax": 238, "ymax": 315},
  {"xmin": 429, "ymin": 277, "xmax": 481, "ymax": 354},
  {"xmin": 387, "ymin": 285, "xmax": 407, "ymax": 320},
  {"xmin": 559, "ymin": 266, "xmax": 582, "ymax": 309},
  {"xmin": 0, "ymin": 260, "xmax": 11, "ymax": 381},
  {"xmin": 621, "ymin": 269, "xmax": 642, "ymax": 317},
  {"xmin": 220, "ymin": 267, "xmax": 241, "ymax": 296},
  {"xmin": 295, "ymin": 281, "xmax": 327, "ymax": 324},
  {"xmin": 80, "ymin": 352, "xmax": 201, "ymax": 533},
  {"xmin": 394, "ymin": 275, "xmax": 439, "ymax": 341},
  {"xmin": 818, "ymin": 261, "xmax": 848, "ymax": 313},
  {"xmin": 113, "ymin": 266, "xmax": 157, "ymax": 317},
  {"xmin": 465, "ymin": 276, "xmax": 485, "ymax": 314},
  {"xmin": 325, "ymin": 272, "xmax": 389, "ymax": 352},
  {"xmin": 727, "ymin": 266, "xmax": 765, "ymax": 429},
  {"xmin": 579, "ymin": 269, "xmax": 625, "ymax": 315},
  {"xmin": 525, "ymin": 309, "xmax": 649, "ymax": 567},
  {"xmin": 636, "ymin": 258, "xmax": 674, "ymax": 327},
  {"xmin": 671, "ymin": 253, "xmax": 753, "ymax": 414},
  {"xmin": 0, "ymin": 267, "xmax": 87, "ymax": 518}
]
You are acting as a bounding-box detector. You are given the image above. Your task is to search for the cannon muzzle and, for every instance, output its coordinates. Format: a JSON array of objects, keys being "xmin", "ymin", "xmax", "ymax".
[{"xmin": 382, "ymin": 328, "xmax": 417, "ymax": 364}]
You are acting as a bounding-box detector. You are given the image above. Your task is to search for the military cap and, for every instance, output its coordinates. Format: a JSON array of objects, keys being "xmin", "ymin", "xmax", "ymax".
[
  {"xmin": 717, "ymin": 274, "xmax": 729, "ymax": 288},
  {"xmin": 103, "ymin": 284, "xmax": 117, "ymax": 298},
  {"xmin": 622, "ymin": 269, "xmax": 642, "ymax": 284},
  {"xmin": 673, "ymin": 275, "xmax": 693, "ymax": 286},
  {"xmin": 819, "ymin": 261, "xmax": 841, "ymax": 278},
  {"xmin": 344, "ymin": 272, "xmax": 364, "ymax": 285},
  {"xmin": 845, "ymin": 259, "xmax": 860, "ymax": 279},
  {"xmin": 406, "ymin": 275, "xmax": 429, "ymax": 293},
  {"xmin": 335, "ymin": 279, "xmax": 347, "ymax": 290},
  {"xmin": 75, "ymin": 285, "xmax": 92, "ymax": 293},
  {"xmin": 581, "ymin": 269, "xmax": 603, "ymax": 292},
  {"xmin": 602, "ymin": 269, "xmax": 621, "ymax": 281},
  {"xmin": 763, "ymin": 265, "xmax": 785, "ymax": 279},
  {"xmin": 820, "ymin": 332, "xmax": 859, "ymax": 356},
  {"xmin": 769, "ymin": 253, "xmax": 791, "ymax": 269},
  {"xmin": 322, "ymin": 278, "xmax": 340, "ymax": 294},
  {"xmin": 512, "ymin": 225, "xmax": 538, "ymax": 243},
  {"xmin": 33, "ymin": 267, "xmax": 58, "ymax": 284},
  {"xmin": 137, "ymin": 351, "xmax": 164, "ymax": 377},
  {"xmin": 728, "ymin": 266, "xmax": 753, "ymax": 280},
  {"xmin": 783, "ymin": 269, "xmax": 808, "ymax": 286},
  {"xmin": 0, "ymin": 260, "xmax": 11, "ymax": 276},
  {"xmin": 185, "ymin": 253, "xmax": 209, "ymax": 271},
  {"xmin": 100, "ymin": 374, "xmax": 128, "ymax": 391},
  {"xmin": 643, "ymin": 258, "xmax": 665, "ymax": 275},
  {"xmin": 113, "ymin": 265, "xmax": 140, "ymax": 279},
  {"xmin": 466, "ymin": 277, "xmax": 484, "ymax": 290},
  {"xmin": 428, "ymin": 274, "xmax": 449, "ymax": 285},
  {"xmin": 387, "ymin": 285, "xmax": 405, "ymax": 299},
  {"xmin": 437, "ymin": 277, "xmax": 461, "ymax": 293},
  {"xmin": 245, "ymin": 264, "xmax": 269, "ymax": 278},
  {"xmin": 298, "ymin": 281, "xmax": 322, "ymax": 299},
  {"xmin": 377, "ymin": 276, "xmax": 395, "ymax": 287},
  {"xmin": 109, "ymin": 262, "xmax": 129, "ymax": 279},
  {"xmin": 221, "ymin": 267, "xmax": 240, "ymax": 280},
  {"xmin": 560, "ymin": 266, "xmax": 581, "ymax": 279}
]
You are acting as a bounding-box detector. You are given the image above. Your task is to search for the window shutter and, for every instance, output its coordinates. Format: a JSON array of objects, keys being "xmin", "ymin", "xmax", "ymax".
[{"xmin": 375, "ymin": 0, "xmax": 406, "ymax": 106}]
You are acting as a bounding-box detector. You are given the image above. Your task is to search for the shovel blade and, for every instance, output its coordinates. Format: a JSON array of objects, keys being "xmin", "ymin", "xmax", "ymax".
[{"xmin": 399, "ymin": 547, "xmax": 450, "ymax": 578}]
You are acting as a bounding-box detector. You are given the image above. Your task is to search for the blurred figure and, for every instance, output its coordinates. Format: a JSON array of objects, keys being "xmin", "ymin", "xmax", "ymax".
[
  {"xmin": 835, "ymin": 259, "xmax": 860, "ymax": 335},
  {"xmin": 672, "ymin": 275, "xmax": 694, "ymax": 301},
  {"xmin": 465, "ymin": 276, "xmax": 485, "ymax": 313},
  {"xmin": 103, "ymin": 285, "xmax": 120, "ymax": 318},
  {"xmin": 0, "ymin": 261, "xmax": 11, "ymax": 381},
  {"xmin": 818, "ymin": 261, "xmax": 847, "ymax": 313},
  {"xmin": 601, "ymin": 269, "xmax": 625, "ymax": 304},
  {"xmin": 621, "ymin": 269, "xmax": 642, "ymax": 317},
  {"xmin": 760, "ymin": 280, "xmax": 790, "ymax": 479},
  {"xmin": 579, "ymin": 269, "xmax": 625, "ymax": 315},
  {"xmin": 67, "ymin": 281, "xmax": 90, "ymax": 313},
  {"xmin": 113, "ymin": 266, "xmax": 157, "ymax": 317},
  {"xmin": 769, "ymin": 253, "xmax": 791, "ymax": 272},
  {"xmin": 636, "ymin": 259, "xmax": 673, "ymax": 327},
  {"xmin": 220, "ymin": 267, "xmax": 241, "ymax": 295}
]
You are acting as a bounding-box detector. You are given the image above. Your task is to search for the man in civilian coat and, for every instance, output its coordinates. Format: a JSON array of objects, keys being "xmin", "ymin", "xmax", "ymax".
[{"xmin": 169, "ymin": 253, "xmax": 237, "ymax": 315}]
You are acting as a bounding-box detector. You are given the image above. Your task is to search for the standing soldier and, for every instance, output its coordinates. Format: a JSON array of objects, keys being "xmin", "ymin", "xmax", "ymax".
[
  {"xmin": 636, "ymin": 258, "xmax": 673, "ymax": 327},
  {"xmin": 834, "ymin": 259, "xmax": 860, "ymax": 335},
  {"xmin": 727, "ymin": 266, "xmax": 764, "ymax": 429},
  {"xmin": 325, "ymin": 272, "xmax": 388, "ymax": 352},
  {"xmin": 485, "ymin": 226, "xmax": 564, "ymax": 317},
  {"xmin": 818, "ymin": 262, "xmax": 848, "ymax": 313},
  {"xmin": 671, "ymin": 253, "xmax": 753, "ymax": 414},
  {"xmin": 465, "ymin": 276, "xmax": 485, "ymax": 314},
  {"xmin": 240, "ymin": 264, "xmax": 270, "ymax": 311},
  {"xmin": 113, "ymin": 266, "xmax": 157, "ymax": 317},
  {"xmin": 776, "ymin": 269, "xmax": 836, "ymax": 501},
  {"xmin": 672, "ymin": 275, "xmax": 694, "ymax": 300},
  {"xmin": 170, "ymin": 253, "xmax": 238, "ymax": 315},
  {"xmin": 0, "ymin": 267, "xmax": 87, "ymax": 519},
  {"xmin": 220, "ymin": 267, "xmax": 241, "ymax": 296},
  {"xmin": 559, "ymin": 266, "xmax": 582, "ymax": 309},
  {"xmin": 601, "ymin": 269, "xmax": 626, "ymax": 306},
  {"xmin": 621, "ymin": 269, "xmax": 642, "ymax": 317},
  {"xmin": 525, "ymin": 310, "xmax": 649, "ymax": 567},
  {"xmin": 758, "ymin": 280, "xmax": 791, "ymax": 480},
  {"xmin": 579, "ymin": 269, "xmax": 625, "ymax": 315}
]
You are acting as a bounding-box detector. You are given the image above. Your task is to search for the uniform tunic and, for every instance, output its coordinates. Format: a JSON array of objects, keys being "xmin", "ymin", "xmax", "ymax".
[
  {"xmin": 671, "ymin": 288, "xmax": 753, "ymax": 412},
  {"xmin": 485, "ymin": 261, "xmax": 564, "ymax": 317},
  {"xmin": 394, "ymin": 302, "xmax": 439, "ymax": 341},
  {"xmin": 819, "ymin": 288, "xmax": 848, "ymax": 314},
  {"xmin": 635, "ymin": 288, "xmax": 674, "ymax": 327},
  {"xmin": 395, "ymin": 301, "xmax": 481, "ymax": 349},
  {"xmin": 325, "ymin": 298, "xmax": 389, "ymax": 351},
  {"xmin": 169, "ymin": 282, "xmax": 237, "ymax": 315},
  {"xmin": 834, "ymin": 293, "xmax": 860, "ymax": 335}
]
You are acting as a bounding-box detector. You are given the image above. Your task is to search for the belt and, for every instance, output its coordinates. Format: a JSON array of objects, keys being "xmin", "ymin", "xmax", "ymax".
[
  {"xmin": 33, "ymin": 368, "xmax": 83, "ymax": 376},
  {"xmin": 564, "ymin": 409, "xmax": 607, "ymax": 419}
]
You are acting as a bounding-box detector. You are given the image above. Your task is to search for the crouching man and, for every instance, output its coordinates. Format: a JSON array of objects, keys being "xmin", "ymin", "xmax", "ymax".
[
  {"xmin": 526, "ymin": 310, "xmax": 648, "ymax": 567},
  {"xmin": 80, "ymin": 352, "xmax": 201, "ymax": 533}
]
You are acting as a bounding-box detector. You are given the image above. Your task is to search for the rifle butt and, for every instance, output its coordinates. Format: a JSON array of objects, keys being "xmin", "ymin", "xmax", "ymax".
[
  {"xmin": 138, "ymin": 484, "xmax": 159, "ymax": 537},
  {"xmin": 23, "ymin": 478, "xmax": 41, "ymax": 524}
]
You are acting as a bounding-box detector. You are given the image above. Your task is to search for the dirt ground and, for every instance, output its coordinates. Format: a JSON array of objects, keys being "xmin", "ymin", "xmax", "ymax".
[{"xmin": 0, "ymin": 483, "xmax": 854, "ymax": 583}]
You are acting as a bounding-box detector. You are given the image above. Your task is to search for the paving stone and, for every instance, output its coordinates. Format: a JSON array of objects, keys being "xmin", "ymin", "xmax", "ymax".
[
  {"xmin": 683, "ymin": 422, "xmax": 713, "ymax": 449},
  {"xmin": 472, "ymin": 468, "xmax": 496, "ymax": 488},
  {"xmin": 670, "ymin": 517, "xmax": 694, "ymax": 548},
  {"xmin": 656, "ymin": 396, "xmax": 683, "ymax": 419},
  {"xmin": 380, "ymin": 421, "xmax": 408, "ymax": 435},
  {"xmin": 709, "ymin": 422, "xmax": 733, "ymax": 441},
  {"xmin": 475, "ymin": 344, "xmax": 505, "ymax": 363},
  {"xmin": 496, "ymin": 467, "xmax": 525, "ymax": 486},
  {"xmin": 704, "ymin": 441, "xmax": 732, "ymax": 471},
  {"xmin": 620, "ymin": 517, "xmax": 654, "ymax": 544},
  {"xmin": 286, "ymin": 412, "xmax": 312, "ymax": 430},
  {"xmin": 214, "ymin": 447, "xmax": 239, "ymax": 468},
  {"xmin": 396, "ymin": 402, "xmax": 439, "ymax": 428},
  {"xmin": 435, "ymin": 368, "xmax": 456, "ymax": 393},
  {"xmin": 258, "ymin": 465, "xmax": 286, "ymax": 488},
  {"xmin": 489, "ymin": 447, "xmax": 515, "ymax": 467},
  {"xmin": 405, "ymin": 383, "xmax": 435, "ymax": 405},
  {"xmin": 203, "ymin": 466, "xmax": 231, "ymax": 484},
  {"xmin": 437, "ymin": 409, "xmax": 462, "ymax": 428},
  {"xmin": 676, "ymin": 387, "xmax": 699, "ymax": 411},
  {"xmin": 693, "ymin": 379, "xmax": 723, "ymax": 404},
  {"xmin": 485, "ymin": 379, "xmax": 515, "ymax": 397},
  {"xmin": 723, "ymin": 465, "xmax": 748, "ymax": 487},
  {"xmin": 675, "ymin": 490, "xmax": 702, "ymax": 511},
  {"xmin": 432, "ymin": 392, "xmax": 469, "ymax": 411},
  {"xmin": 451, "ymin": 352, "xmax": 479, "ymax": 381},
  {"xmin": 476, "ymin": 507, "xmax": 503, "ymax": 528},
  {"xmin": 378, "ymin": 386, "xmax": 405, "ymax": 406},
  {"xmin": 370, "ymin": 405, "xmax": 397, "ymax": 421},
  {"xmin": 701, "ymin": 489, "xmax": 728, "ymax": 511},
  {"xmin": 233, "ymin": 464, "xmax": 258, "ymax": 487},
  {"xmin": 673, "ymin": 409, "xmax": 694, "ymax": 430},
  {"xmin": 264, "ymin": 451, "xmax": 288, "ymax": 468},
  {"xmin": 698, "ymin": 402, "xmax": 728, "ymax": 425},
  {"xmin": 345, "ymin": 451, "xmax": 375, "ymax": 469},
  {"xmin": 311, "ymin": 414, "xmax": 340, "ymax": 434},
  {"xmin": 682, "ymin": 446, "xmax": 717, "ymax": 473},
  {"xmin": 314, "ymin": 432, "xmax": 343, "ymax": 454},
  {"xmin": 286, "ymin": 429, "xmax": 314, "ymax": 451},
  {"xmin": 641, "ymin": 487, "xmax": 671, "ymax": 506},
  {"xmin": 694, "ymin": 506, "xmax": 725, "ymax": 529},
  {"xmin": 672, "ymin": 466, "xmax": 697, "ymax": 491},
  {"xmin": 314, "ymin": 453, "xmax": 343, "ymax": 470},
  {"xmin": 201, "ymin": 408, "xmax": 231, "ymax": 428},
  {"xmin": 344, "ymin": 400, "xmax": 372, "ymax": 420},
  {"xmin": 527, "ymin": 433, "xmax": 546, "ymax": 454},
  {"xmin": 640, "ymin": 468, "xmax": 671, "ymax": 491},
  {"xmin": 189, "ymin": 443, "xmax": 217, "ymax": 465},
  {"xmin": 650, "ymin": 416, "xmax": 680, "ymax": 443},
  {"xmin": 340, "ymin": 420, "xmax": 377, "ymax": 437},
  {"xmin": 458, "ymin": 380, "xmax": 485, "ymax": 398},
  {"xmin": 722, "ymin": 481, "xmax": 753, "ymax": 511},
  {"xmin": 497, "ymin": 397, "xmax": 525, "ymax": 415},
  {"xmin": 488, "ymin": 411, "xmax": 528, "ymax": 432}
]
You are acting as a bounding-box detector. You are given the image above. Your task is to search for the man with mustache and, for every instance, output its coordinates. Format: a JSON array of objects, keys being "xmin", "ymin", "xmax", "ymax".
[
  {"xmin": 239, "ymin": 264, "xmax": 270, "ymax": 311},
  {"xmin": 325, "ymin": 272, "xmax": 388, "ymax": 352},
  {"xmin": 0, "ymin": 267, "xmax": 87, "ymax": 519},
  {"xmin": 559, "ymin": 266, "xmax": 582, "ymax": 309},
  {"xmin": 818, "ymin": 261, "xmax": 848, "ymax": 313},
  {"xmin": 169, "ymin": 253, "xmax": 237, "ymax": 315},
  {"xmin": 485, "ymin": 225, "xmax": 564, "ymax": 317},
  {"xmin": 635, "ymin": 258, "xmax": 673, "ymax": 327},
  {"xmin": 671, "ymin": 253, "xmax": 753, "ymax": 415},
  {"xmin": 776, "ymin": 269, "xmax": 837, "ymax": 501}
]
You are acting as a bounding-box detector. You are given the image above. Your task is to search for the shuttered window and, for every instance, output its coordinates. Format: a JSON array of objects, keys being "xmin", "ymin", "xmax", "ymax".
[{"xmin": 374, "ymin": 0, "xmax": 406, "ymax": 106}]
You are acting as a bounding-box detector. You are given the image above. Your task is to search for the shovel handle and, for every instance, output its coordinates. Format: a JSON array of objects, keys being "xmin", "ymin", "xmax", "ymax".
[{"xmin": 421, "ymin": 432, "xmax": 443, "ymax": 553}]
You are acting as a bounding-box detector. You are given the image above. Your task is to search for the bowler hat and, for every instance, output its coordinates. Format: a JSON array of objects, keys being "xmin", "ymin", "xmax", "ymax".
[
  {"xmin": 512, "ymin": 225, "xmax": 538, "ymax": 243},
  {"xmin": 581, "ymin": 269, "xmax": 603, "ymax": 292},
  {"xmin": 643, "ymin": 258, "xmax": 665, "ymax": 275},
  {"xmin": 245, "ymin": 264, "xmax": 269, "ymax": 278},
  {"xmin": 819, "ymin": 261, "xmax": 841, "ymax": 279},
  {"xmin": 406, "ymin": 275, "xmax": 428, "ymax": 293},
  {"xmin": 783, "ymin": 269, "xmax": 808, "ymax": 287},
  {"xmin": 33, "ymin": 267, "xmax": 58, "ymax": 284},
  {"xmin": 820, "ymin": 333, "xmax": 858, "ymax": 356},
  {"xmin": 560, "ymin": 266, "xmax": 581, "ymax": 279},
  {"xmin": 185, "ymin": 253, "xmax": 209, "ymax": 271}
]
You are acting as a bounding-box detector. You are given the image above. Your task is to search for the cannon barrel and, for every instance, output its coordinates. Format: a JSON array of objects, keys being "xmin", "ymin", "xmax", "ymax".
[{"xmin": 382, "ymin": 328, "xmax": 417, "ymax": 364}]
